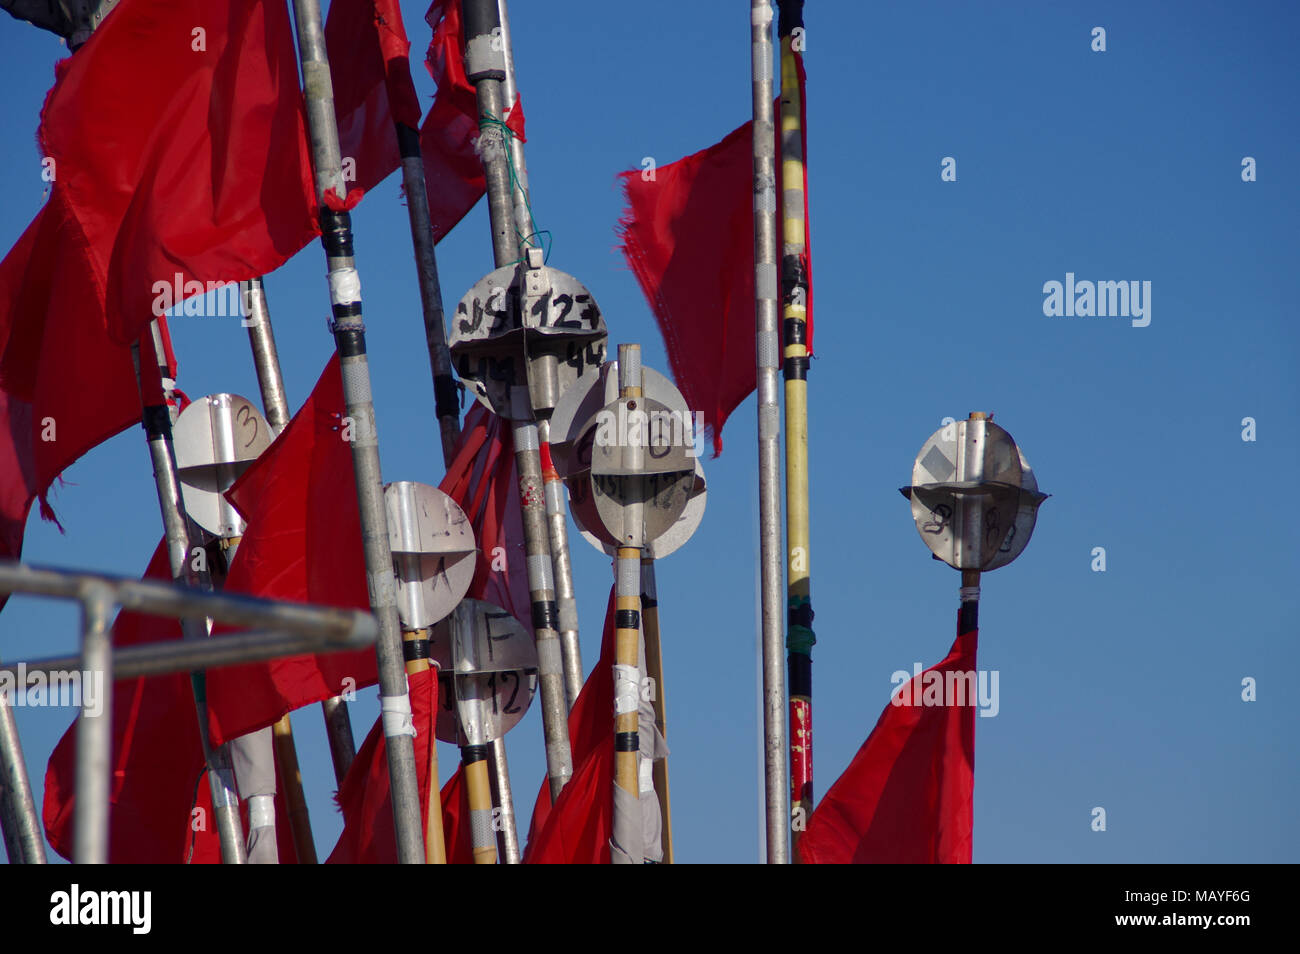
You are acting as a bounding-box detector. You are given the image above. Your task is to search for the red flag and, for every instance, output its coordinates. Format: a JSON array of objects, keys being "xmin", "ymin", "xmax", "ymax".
[
  {"xmin": 325, "ymin": 667, "xmax": 440, "ymax": 864},
  {"xmin": 36, "ymin": 0, "xmax": 320, "ymax": 346},
  {"xmin": 42, "ymin": 540, "xmax": 301, "ymax": 863},
  {"xmin": 204, "ymin": 355, "xmax": 372, "ymax": 746},
  {"xmin": 328, "ymin": 0, "xmax": 424, "ymax": 198},
  {"xmin": 420, "ymin": 0, "xmax": 525, "ymax": 243},
  {"xmin": 523, "ymin": 589, "xmax": 617, "ymax": 863},
  {"xmin": 618, "ymin": 89, "xmax": 814, "ymax": 456},
  {"xmin": 798, "ymin": 629, "xmax": 978, "ymax": 864},
  {"xmin": 0, "ymin": 192, "xmax": 156, "ymax": 567}
]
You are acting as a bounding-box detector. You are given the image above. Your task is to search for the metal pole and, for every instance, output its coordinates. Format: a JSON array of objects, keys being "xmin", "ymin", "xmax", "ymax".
[
  {"xmin": 487, "ymin": 734, "xmax": 520, "ymax": 863},
  {"xmin": 777, "ymin": 0, "xmax": 814, "ymax": 854},
  {"xmin": 72, "ymin": 584, "xmax": 113, "ymax": 864},
  {"xmin": 394, "ymin": 127, "xmax": 461, "ymax": 465},
  {"xmin": 0, "ymin": 681, "xmax": 46, "ymax": 863},
  {"xmin": 749, "ymin": 0, "xmax": 790, "ymax": 864},
  {"xmin": 490, "ymin": 0, "xmax": 558, "ymax": 858},
  {"xmin": 463, "ymin": 0, "xmax": 572, "ymax": 802},
  {"xmin": 243, "ymin": 277, "xmax": 356, "ymax": 787},
  {"xmin": 640, "ymin": 556, "xmax": 672, "ymax": 863},
  {"xmin": 495, "ymin": 0, "xmax": 583, "ymax": 714},
  {"xmin": 288, "ymin": 0, "xmax": 424, "ymax": 864},
  {"xmin": 393, "ymin": 113, "xmax": 525, "ymax": 862},
  {"xmin": 132, "ymin": 340, "xmax": 247, "ymax": 865}
]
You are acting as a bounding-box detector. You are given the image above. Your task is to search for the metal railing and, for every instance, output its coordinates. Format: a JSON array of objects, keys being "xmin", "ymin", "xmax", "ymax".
[{"xmin": 0, "ymin": 558, "xmax": 377, "ymax": 865}]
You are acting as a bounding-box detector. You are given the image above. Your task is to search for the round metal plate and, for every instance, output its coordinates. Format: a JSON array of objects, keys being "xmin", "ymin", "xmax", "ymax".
[
  {"xmin": 173, "ymin": 393, "xmax": 272, "ymax": 538},
  {"xmin": 583, "ymin": 396, "xmax": 695, "ymax": 548},
  {"xmin": 384, "ymin": 481, "xmax": 477, "ymax": 630},
  {"xmin": 548, "ymin": 360, "xmax": 694, "ymax": 478},
  {"xmin": 428, "ymin": 599, "xmax": 538, "ymax": 744},
  {"xmin": 983, "ymin": 447, "xmax": 1045, "ymax": 571},
  {"xmin": 450, "ymin": 263, "xmax": 607, "ymax": 419},
  {"xmin": 571, "ymin": 459, "xmax": 707, "ymax": 558},
  {"xmin": 907, "ymin": 419, "xmax": 1027, "ymax": 570}
]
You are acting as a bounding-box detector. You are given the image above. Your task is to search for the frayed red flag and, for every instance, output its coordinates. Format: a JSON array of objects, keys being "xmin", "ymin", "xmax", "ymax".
[
  {"xmin": 618, "ymin": 77, "xmax": 813, "ymax": 456},
  {"xmin": 798, "ymin": 629, "xmax": 978, "ymax": 864},
  {"xmin": 523, "ymin": 589, "xmax": 616, "ymax": 864},
  {"xmin": 37, "ymin": 0, "xmax": 320, "ymax": 347}
]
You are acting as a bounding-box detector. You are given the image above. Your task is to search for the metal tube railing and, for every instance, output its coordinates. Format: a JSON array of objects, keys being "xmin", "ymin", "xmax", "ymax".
[{"xmin": 0, "ymin": 559, "xmax": 379, "ymax": 864}]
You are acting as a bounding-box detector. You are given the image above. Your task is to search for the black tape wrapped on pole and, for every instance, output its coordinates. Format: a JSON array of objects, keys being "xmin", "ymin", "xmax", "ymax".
[{"xmin": 288, "ymin": 0, "xmax": 425, "ymax": 863}]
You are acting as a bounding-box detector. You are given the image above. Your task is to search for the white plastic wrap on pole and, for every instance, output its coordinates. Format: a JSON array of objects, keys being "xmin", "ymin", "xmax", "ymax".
[{"xmin": 230, "ymin": 726, "xmax": 279, "ymax": 864}]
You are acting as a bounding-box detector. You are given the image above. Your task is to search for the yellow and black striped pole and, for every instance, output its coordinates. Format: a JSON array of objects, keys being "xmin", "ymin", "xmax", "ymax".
[{"xmin": 778, "ymin": 0, "xmax": 816, "ymax": 853}]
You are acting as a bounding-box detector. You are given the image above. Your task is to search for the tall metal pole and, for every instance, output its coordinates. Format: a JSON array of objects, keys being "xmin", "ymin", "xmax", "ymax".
[
  {"xmin": 0, "ymin": 677, "xmax": 47, "ymax": 863},
  {"xmin": 496, "ymin": 0, "xmax": 583, "ymax": 713},
  {"xmin": 463, "ymin": 0, "xmax": 572, "ymax": 803},
  {"xmin": 72, "ymin": 584, "xmax": 114, "ymax": 864},
  {"xmin": 776, "ymin": 0, "xmax": 814, "ymax": 854},
  {"xmin": 132, "ymin": 340, "xmax": 247, "ymax": 864},
  {"xmin": 394, "ymin": 131, "xmax": 461, "ymax": 466},
  {"xmin": 750, "ymin": 0, "xmax": 790, "ymax": 864},
  {"xmin": 393, "ymin": 120, "xmax": 522, "ymax": 864},
  {"xmin": 244, "ymin": 277, "xmax": 356, "ymax": 789},
  {"xmin": 289, "ymin": 0, "xmax": 424, "ymax": 864}
]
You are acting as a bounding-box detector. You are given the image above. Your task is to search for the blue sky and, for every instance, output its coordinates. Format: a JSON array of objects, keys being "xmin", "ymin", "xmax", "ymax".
[{"xmin": 2, "ymin": 0, "xmax": 1297, "ymax": 863}]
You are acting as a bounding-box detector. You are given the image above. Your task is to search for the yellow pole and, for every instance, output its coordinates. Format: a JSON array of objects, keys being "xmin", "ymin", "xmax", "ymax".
[{"xmin": 778, "ymin": 9, "xmax": 816, "ymax": 857}]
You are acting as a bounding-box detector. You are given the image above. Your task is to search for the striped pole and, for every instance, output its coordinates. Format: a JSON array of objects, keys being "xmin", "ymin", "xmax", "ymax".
[
  {"xmin": 776, "ymin": 0, "xmax": 815, "ymax": 853},
  {"xmin": 611, "ymin": 347, "xmax": 645, "ymax": 864},
  {"xmin": 750, "ymin": 0, "xmax": 791, "ymax": 864},
  {"xmin": 462, "ymin": 0, "xmax": 573, "ymax": 802},
  {"xmin": 289, "ymin": 0, "xmax": 425, "ymax": 863},
  {"xmin": 640, "ymin": 556, "xmax": 672, "ymax": 862}
]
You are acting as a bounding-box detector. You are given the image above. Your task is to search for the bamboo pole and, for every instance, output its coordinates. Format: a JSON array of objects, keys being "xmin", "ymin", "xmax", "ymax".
[
  {"xmin": 271, "ymin": 714, "xmax": 317, "ymax": 864},
  {"xmin": 402, "ymin": 628, "xmax": 446, "ymax": 864},
  {"xmin": 462, "ymin": 0, "xmax": 572, "ymax": 802},
  {"xmin": 640, "ymin": 556, "xmax": 672, "ymax": 863},
  {"xmin": 289, "ymin": 0, "xmax": 424, "ymax": 863},
  {"xmin": 777, "ymin": 0, "xmax": 815, "ymax": 855},
  {"xmin": 749, "ymin": 0, "xmax": 791, "ymax": 864}
]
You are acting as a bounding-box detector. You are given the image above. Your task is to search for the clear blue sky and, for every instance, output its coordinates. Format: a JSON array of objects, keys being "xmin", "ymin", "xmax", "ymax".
[{"xmin": 2, "ymin": 0, "xmax": 1296, "ymax": 863}]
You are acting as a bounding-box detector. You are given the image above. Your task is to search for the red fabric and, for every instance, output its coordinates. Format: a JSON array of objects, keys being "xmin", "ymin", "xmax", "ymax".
[
  {"xmin": 36, "ymin": 0, "xmax": 320, "ymax": 347},
  {"xmin": 798, "ymin": 629, "xmax": 978, "ymax": 864},
  {"xmin": 618, "ymin": 95, "xmax": 814, "ymax": 456},
  {"xmin": 437, "ymin": 762, "xmax": 474, "ymax": 864},
  {"xmin": 325, "ymin": 667, "xmax": 440, "ymax": 864},
  {"xmin": 0, "ymin": 192, "xmax": 153, "ymax": 568},
  {"xmin": 420, "ymin": 0, "xmax": 525, "ymax": 243},
  {"xmin": 523, "ymin": 589, "xmax": 617, "ymax": 863},
  {"xmin": 205, "ymin": 356, "xmax": 372, "ymax": 746},
  {"xmin": 325, "ymin": 405, "xmax": 526, "ymax": 863},
  {"xmin": 328, "ymin": 0, "xmax": 424, "ymax": 197}
]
